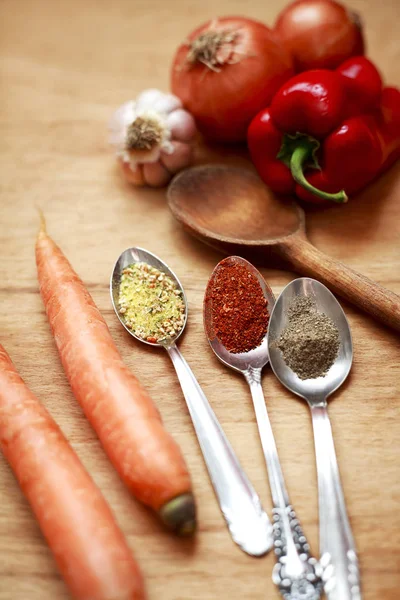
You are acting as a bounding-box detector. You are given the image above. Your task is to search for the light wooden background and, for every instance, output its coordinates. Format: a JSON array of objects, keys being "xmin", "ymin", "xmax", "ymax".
[{"xmin": 0, "ymin": 1, "xmax": 399, "ymax": 598}]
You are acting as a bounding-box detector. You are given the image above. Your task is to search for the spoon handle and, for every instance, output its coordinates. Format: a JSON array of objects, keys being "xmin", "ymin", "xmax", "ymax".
[
  {"xmin": 278, "ymin": 237, "xmax": 400, "ymax": 332},
  {"xmin": 310, "ymin": 404, "xmax": 361, "ymax": 600},
  {"xmin": 245, "ymin": 369, "xmax": 322, "ymax": 599},
  {"xmin": 166, "ymin": 343, "xmax": 273, "ymax": 557}
]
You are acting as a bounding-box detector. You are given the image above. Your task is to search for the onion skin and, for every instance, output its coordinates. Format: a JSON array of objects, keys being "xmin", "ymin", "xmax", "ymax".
[
  {"xmin": 171, "ymin": 17, "xmax": 294, "ymax": 143},
  {"xmin": 274, "ymin": 0, "xmax": 365, "ymax": 72}
]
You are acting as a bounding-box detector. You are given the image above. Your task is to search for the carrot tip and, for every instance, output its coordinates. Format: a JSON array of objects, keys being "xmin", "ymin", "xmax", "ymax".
[
  {"xmin": 36, "ymin": 206, "xmax": 47, "ymax": 237},
  {"xmin": 158, "ymin": 493, "xmax": 197, "ymax": 536}
]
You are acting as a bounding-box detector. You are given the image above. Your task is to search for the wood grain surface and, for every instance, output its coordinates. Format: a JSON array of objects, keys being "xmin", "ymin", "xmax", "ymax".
[{"xmin": 0, "ymin": 1, "xmax": 399, "ymax": 599}]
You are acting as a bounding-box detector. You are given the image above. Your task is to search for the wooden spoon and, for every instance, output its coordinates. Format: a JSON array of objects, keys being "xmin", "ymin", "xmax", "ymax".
[{"xmin": 167, "ymin": 165, "xmax": 400, "ymax": 332}]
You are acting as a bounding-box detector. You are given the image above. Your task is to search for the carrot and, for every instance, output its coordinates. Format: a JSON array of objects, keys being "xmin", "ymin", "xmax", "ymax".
[
  {"xmin": 0, "ymin": 343, "xmax": 146, "ymax": 600},
  {"xmin": 35, "ymin": 220, "xmax": 195, "ymax": 534}
]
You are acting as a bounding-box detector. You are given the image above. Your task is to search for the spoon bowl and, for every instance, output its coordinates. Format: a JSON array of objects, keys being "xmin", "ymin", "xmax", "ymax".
[
  {"xmin": 267, "ymin": 278, "xmax": 353, "ymax": 403},
  {"xmin": 168, "ymin": 164, "xmax": 303, "ymax": 265},
  {"xmin": 204, "ymin": 256, "xmax": 275, "ymax": 374},
  {"xmin": 110, "ymin": 246, "xmax": 188, "ymax": 348}
]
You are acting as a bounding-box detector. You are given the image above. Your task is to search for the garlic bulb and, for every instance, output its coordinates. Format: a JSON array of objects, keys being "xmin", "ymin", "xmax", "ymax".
[{"xmin": 109, "ymin": 89, "xmax": 197, "ymax": 187}]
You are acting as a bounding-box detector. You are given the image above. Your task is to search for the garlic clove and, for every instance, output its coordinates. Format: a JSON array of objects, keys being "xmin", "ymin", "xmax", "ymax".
[
  {"xmin": 136, "ymin": 89, "xmax": 165, "ymax": 112},
  {"xmin": 120, "ymin": 160, "xmax": 146, "ymax": 186},
  {"xmin": 166, "ymin": 109, "xmax": 197, "ymax": 142},
  {"xmin": 109, "ymin": 100, "xmax": 135, "ymax": 132},
  {"xmin": 161, "ymin": 141, "xmax": 193, "ymax": 173},
  {"xmin": 153, "ymin": 93, "xmax": 182, "ymax": 115},
  {"xmin": 143, "ymin": 161, "xmax": 172, "ymax": 187},
  {"xmin": 109, "ymin": 130, "xmax": 128, "ymax": 149},
  {"xmin": 109, "ymin": 101, "xmax": 136, "ymax": 152}
]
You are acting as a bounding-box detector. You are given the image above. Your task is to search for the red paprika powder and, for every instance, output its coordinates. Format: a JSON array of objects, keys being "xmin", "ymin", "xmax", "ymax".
[{"xmin": 205, "ymin": 258, "xmax": 269, "ymax": 354}]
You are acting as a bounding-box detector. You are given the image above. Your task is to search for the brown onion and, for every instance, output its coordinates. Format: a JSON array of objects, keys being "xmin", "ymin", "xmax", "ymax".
[
  {"xmin": 274, "ymin": 0, "xmax": 365, "ymax": 72},
  {"xmin": 171, "ymin": 17, "xmax": 294, "ymax": 143}
]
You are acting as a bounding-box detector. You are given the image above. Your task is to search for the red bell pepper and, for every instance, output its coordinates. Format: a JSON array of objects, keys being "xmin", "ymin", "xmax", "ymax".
[{"xmin": 247, "ymin": 56, "xmax": 400, "ymax": 204}]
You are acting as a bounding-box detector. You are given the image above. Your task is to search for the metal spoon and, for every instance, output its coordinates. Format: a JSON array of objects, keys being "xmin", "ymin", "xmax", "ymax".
[
  {"xmin": 110, "ymin": 246, "xmax": 272, "ymax": 556},
  {"xmin": 204, "ymin": 256, "xmax": 322, "ymax": 600},
  {"xmin": 267, "ymin": 277, "xmax": 361, "ymax": 600}
]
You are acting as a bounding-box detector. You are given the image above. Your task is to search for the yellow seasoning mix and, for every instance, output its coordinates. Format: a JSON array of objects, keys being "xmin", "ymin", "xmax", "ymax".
[{"xmin": 118, "ymin": 262, "xmax": 185, "ymax": 343}]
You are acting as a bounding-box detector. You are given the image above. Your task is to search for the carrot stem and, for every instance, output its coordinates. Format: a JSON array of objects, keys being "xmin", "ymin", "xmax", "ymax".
[{"xmin": 159, "ymin": 493, "xmax": 197, "ymax": 535}]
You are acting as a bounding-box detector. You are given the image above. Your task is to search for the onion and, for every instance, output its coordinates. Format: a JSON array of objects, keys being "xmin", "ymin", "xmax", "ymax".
[
  {"xmin": 171, "ymin": 17, "xmax": 294, "ymax": 143},
  {"xmin": 274, "ymin": 0, "xmax": 365, "ymax": 72}
]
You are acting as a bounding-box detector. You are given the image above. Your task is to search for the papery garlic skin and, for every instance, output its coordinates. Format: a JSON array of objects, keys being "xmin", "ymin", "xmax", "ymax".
[{"xmin": 109, "ymin": 89, "xmax": 197, "ymax": 187}]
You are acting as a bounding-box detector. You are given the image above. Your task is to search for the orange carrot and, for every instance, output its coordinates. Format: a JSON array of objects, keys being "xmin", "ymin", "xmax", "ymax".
[
  {"xmin": 0, "ymin": 343, "xmax": 146, "ymax": 600},
  {"xmin": 35, "ymin": 222, "xmax": 195, "ymax": 534}
]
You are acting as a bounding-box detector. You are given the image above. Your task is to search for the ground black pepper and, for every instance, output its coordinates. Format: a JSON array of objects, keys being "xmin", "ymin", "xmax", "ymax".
[
  {"xmin": 205, "ymin": 260, "xmax": 269, "ymax": 354},
  {"xmin": 278, "ymin": 296, "xmax": 340, "ymax": 380}
]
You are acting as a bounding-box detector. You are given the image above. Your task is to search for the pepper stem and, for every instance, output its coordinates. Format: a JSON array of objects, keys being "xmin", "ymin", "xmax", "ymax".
[{"xmin": 290, "ymin": 145, "xmax": 348, "ymax": 203}]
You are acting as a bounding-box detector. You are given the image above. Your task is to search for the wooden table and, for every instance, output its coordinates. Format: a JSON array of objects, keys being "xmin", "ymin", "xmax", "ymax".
[{"xmin": 0, "ymin": 1, "xmax": 399, "ymax": 598}]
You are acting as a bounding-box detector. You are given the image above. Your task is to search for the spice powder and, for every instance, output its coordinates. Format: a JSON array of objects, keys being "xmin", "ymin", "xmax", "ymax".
[
  {"xmin": 278, "ymin": 296, "xmax": 340, "ymax": 380},
  {"xmin": 206, "ymin": 261, "xmax": 269, "ymax": 354},
  {"xmin": 118, "ymin": 262, "xmax": 185, "ymax": 343}
]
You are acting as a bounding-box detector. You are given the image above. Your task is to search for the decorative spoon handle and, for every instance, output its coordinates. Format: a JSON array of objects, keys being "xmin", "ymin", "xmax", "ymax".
[
  {"xmin": 245, "ymin": 368, "xmax": 322, "ymax": 600},
  {"xmin": 310, "ymin": 404, "xmax": 361, "ymax": 600},
  {"xmin": 166, "ymin": 343, "xmax": 273, "ymax": 557}
]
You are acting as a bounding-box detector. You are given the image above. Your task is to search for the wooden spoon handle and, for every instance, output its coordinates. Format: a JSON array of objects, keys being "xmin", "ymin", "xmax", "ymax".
[{"xmin": 278, "ymin": 236, "xmax": 400, "ymax": 332}]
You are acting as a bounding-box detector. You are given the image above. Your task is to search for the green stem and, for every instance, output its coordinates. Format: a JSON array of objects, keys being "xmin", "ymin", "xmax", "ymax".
[
  {"xmin": 158, "ymin": 493, "xmax": 196, "ymax": 535},
  {"xmin": 291, "ymin": 146, "xmax": 348, "ymax": 203}
]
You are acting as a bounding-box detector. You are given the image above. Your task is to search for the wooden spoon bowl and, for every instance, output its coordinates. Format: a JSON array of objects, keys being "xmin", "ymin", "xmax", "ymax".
[{"xmin": 168, "ymin": 165, "xmax": 400, "ymax": 332}]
